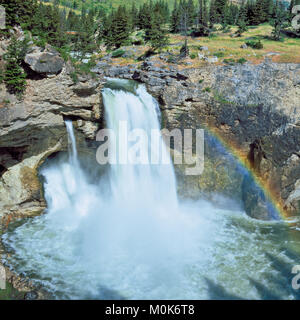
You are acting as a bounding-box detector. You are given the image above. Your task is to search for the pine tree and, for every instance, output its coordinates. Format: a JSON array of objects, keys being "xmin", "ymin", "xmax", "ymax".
[
  {"xmin": 214, "ymin": 0, "xmax": 228, "ymax": 23},
  {"xmin": 236, "ymin": 3, "xmax": 248, "ymax": 36},
  {"xmin": 252, "ymin": 0, "xmax": 267, "ymax": 25},
  {"xmin": 147, "ymin": 13, "xmax": 169, "ymax": 51},
  {"xmin": 2, "ymin": 0, "xmax": 37, "ymax": 29},
  {"xmin": 171, "ymin": 1, "xmax": 181, "ymax": 33},
  {"xmin": 198, "ymin": 0, "xmax": 210, "ymax": 35},
  {"xmin": 105, "ymin": 6, "xmax": 130, "ymax": 49},
  {"xmin": 209, "ymin": 0, "xmax": 217, "ymax": 28},
  {"xmin": 246, "ymin": 0, "xmax": 256, "ymax": 25},
  {"xmin": 130, "ymin": 3, "xmax": 139, "ymax": 31},
  {"xmin": 3, "ymin": 36, "xmax": 28, "ymax": 96},
  {"xmin": 138, "ymin": 3, "xmax": 152, "ymax": 31},
  {"xmin": 31, "ymin": 3, "xmax": 67, "ymax": 47},
  {"xmin": 263, "ymin": 0, "xmax": 274, "ymax": 22},
  {"xmin": 187, "ymin": 0, "xmax": 196, "ymax": 27},
  {"xmin": 271, "ymin": 0, "xmax": 288, "ymax": 40}
]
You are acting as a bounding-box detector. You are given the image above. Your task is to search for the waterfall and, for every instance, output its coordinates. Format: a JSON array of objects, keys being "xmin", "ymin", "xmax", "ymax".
[
  {"xmin": 65, "ymin": 120, "xmax": 79, "ymax": 168},
  {"xmin": 2, "ymin": 79, "xmax": 203, "ymax": 299},
  {"xmin": 4, "ymin": 79, "xmax": 298, "ymax": 300},
  {"xmin": 101, "ymin": 79, "xmax": 178, "ymax": 218}
]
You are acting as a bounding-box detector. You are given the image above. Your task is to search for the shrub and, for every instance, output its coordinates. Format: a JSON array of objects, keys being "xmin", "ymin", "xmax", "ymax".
[
  {"xmin": 56, "ymin": 46, "xmax": 71, "ymax": 62},
  {"xmin": 237, "ymin": 58, "xmax": 247, "ymax": 64},
  {"xmin": 189, "ymin": 53, "xmax": 197, "ymax": 59},
  {"xmin": 245, "ymin": 40, "xmax": 263, "ymax": 49},
  {"xmin": 70, "ymin": 57, "xmax": 97, "ymax": 83},
  {"xmin": 213, "ymin": 51, "xmax": 225, "ymax": 58},
  {"xmin": 223, "ymin": 58, "xmax": 235, "ymax": 65},
  {"xmin": 111, "ymin": 49, "xmax": 125, "ymax": 58},
  {"xmin": 203, "ymin": 87, "xmax": 211, "ymax": 92},
  {"xmin": 167, "ymin": 56, "xmax": 177, "ymax": 63}
]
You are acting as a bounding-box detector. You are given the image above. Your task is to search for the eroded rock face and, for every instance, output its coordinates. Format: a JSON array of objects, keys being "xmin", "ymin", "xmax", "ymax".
[
  {"xmin": 1, "ymin": 53, "xmax": 300, "ymax": 220},
  {"xmin": 0, "ymin": 67, "xmax": 103, "ymax": 220},
  {"xmin": 98, "ymin": 59, "xmax": 300, "ymax": 219}
]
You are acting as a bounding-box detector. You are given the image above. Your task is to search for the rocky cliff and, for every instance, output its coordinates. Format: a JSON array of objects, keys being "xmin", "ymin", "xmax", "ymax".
[
  {"xmin": 1, "ymin": 48, "xmax": 300, "ymax": 221},
  {"xmin": 95, "ymin": 58, "xmax": 300, "ymax": 219},
  {"xmin": 0, "ymin": 64, "xmax": 103, "ymax": 222}
]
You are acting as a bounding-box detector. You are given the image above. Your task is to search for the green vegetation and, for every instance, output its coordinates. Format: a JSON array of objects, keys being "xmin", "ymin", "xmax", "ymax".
[
  {"xmin": 237, "ymin": 57, "xmax": 247, "ymax": 64},
  {"xmin": 111, "ymin": 49, "xmax": 126, "ymax": 58},
  {"xmin": 1, "ymin": 36, "xmax": 29, "ymax": 97},
  {"xmin": 223, "ymin": 57, "xmax": 247, "ymax": 65},
  {"xmin": 0, "ymin": 0, "xmax": 299, "ymax": 98},
  {"xmin": 213, "ymin": 90, "xmax": 236, "ymax": 104},
  {"xmin": 245, "ymin": 39, "xmax": 264, "ymax": 49},
  {"xmin": 0, "ymin": 281, "xmax": 24, "ymax": 300}
]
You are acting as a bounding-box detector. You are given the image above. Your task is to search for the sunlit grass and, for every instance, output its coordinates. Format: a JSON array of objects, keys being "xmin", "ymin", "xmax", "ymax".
[{"xmin": 166, "ymin": 24, "xmax": 300, "ymax": 65}]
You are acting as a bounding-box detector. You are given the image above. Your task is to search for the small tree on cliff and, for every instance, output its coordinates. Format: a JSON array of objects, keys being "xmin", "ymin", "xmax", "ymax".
[{"xmin": 3, "ymin": 36, "xmax": 28, "ymax": 97}]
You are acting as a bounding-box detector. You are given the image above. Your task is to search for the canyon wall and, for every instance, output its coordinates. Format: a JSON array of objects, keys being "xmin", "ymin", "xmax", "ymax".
[{"xmin": 1, "ymin": 51, "xmax": 300, "ymax": 220}]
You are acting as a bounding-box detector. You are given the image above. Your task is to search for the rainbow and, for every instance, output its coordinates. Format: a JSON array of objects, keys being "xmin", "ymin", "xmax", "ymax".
[{"xmin": 205, "ymin": 125, "xmax": 289, "ymax": 220}]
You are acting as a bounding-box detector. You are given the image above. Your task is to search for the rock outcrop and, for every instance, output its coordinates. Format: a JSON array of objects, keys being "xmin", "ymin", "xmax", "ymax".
[
  {"xmin": 1, "ymin": 45, "xmax": 300, "ymax": 221},
  {"xmin": 0, "ymin": 65, "xmax": 103, "ymax": 220},
  {"xmin": 24, "ymin": 45, "xmax": 65, "ymax": 76},
  {"xmin": 94, "ymin": 59, "xmax": 300, "ymax": 219}
]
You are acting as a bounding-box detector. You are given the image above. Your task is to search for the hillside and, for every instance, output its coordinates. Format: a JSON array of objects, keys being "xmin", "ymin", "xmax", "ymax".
[
  {"xmin": 42, "ymin": 0, "xmax": 177, "ymax": 13},
  {"xmin": 42, "ymin": 0, "xmax": 245, "ymax": 13}
]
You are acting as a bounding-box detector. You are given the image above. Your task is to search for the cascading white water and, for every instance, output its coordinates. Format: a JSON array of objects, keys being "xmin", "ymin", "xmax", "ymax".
[
  {"xmin": 3, "ymin": 80, "xmax": 300, "ymax": 300},
  {"xmin": 65, "ymin": 120, "xmax": 79, "ymax": 168}
]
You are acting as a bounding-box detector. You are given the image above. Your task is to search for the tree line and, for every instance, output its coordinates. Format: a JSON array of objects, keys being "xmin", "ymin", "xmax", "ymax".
[
  {"xmin": 1, "ymin": 0, "xmax": 300, "ymax": 53},
  {"xmin": 0, "ymin": 0, "xmax": 299, "ymax": 96}
]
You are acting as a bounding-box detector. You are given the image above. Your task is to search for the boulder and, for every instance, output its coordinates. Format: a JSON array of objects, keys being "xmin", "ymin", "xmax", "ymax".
[
  {"xmin": 199, "ymin": 46, "xmax": 209, "ymax": 51},
  {"xmin": 198, "ymin": 53, "xmax": 205, "ymax": 59},
  {"xmin": 24, "ymin": 46, "xmax": 64, "ymax": 76},
  {"xmin": 205, "ymin": 56, "xmax": 218, "ymax": 63}
]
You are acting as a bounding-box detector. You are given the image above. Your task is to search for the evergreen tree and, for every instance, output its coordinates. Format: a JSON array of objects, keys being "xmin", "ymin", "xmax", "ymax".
[
  {"xmin": 105, "ymin": 6, "xmax": 130, "ymax": 48},
  {"xmin": 171, "ymin": 1, "xmax": 181, "ymax": 33},
  {"xmin": 214, "ymin": 0, "xmax": 228, "ymax": 23},
  {"xmin": 236, "ymin": 3, "xmax": 248, "ymax": 36},
  {"xmin": 147, "ymin": 14, "xmax": 169, "ymax": 51},
  {"xmin": 209, "ymin": 0, "xmax": 217, "ymax": 28},
  {"xmin": 138, "ymin": 3, "xmax": 152, "ymax": 31},
  {"xmin": 74, "ymin": 9, "xmax": 97, "ymax": 59},
  {"xmin": 31, "ymin": 3, "xmax": 67, "ymax": 47},
  {"xmin": 263, "ymin": 0, "xmax": 274, "ymax": 22},
  {"xmin": 187, "ymin": 0, "xmax": 196, "ymax": 27},
  {"xmin": 1, "ymin": 0, "xmax": 37, "ymax": 29},
  {"xmin": 130, "ymin": 3, "xmax": 139, "ymax": 31},
  {"xmin": 271, "ymin": 0, "xmax": 288, "ymax": 40},
  {"xmin": 246, "ymin": 0, "xmax": 256, "ymax": 25},
  {"xmin": 198, "ymin": 0, "xmax": 210, "ymax": 35},
  {"xmin": 3, "ymin": 36, "xmax": 28, "ymax": 96},
  {"xmin": 252, "ymin": 0, "xmax": 267, "ymax": 25}
]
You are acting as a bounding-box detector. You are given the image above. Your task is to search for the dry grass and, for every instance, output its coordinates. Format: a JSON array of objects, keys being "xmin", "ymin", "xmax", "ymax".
[
  {"xmin": 168, "ymin": 24, "xmax": 300, "ymax": 65},
  {"xmin": 106, "ymin": 24, "xmax": 300, "ymax": 67}
]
